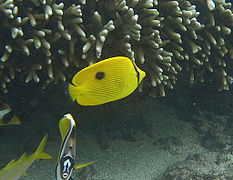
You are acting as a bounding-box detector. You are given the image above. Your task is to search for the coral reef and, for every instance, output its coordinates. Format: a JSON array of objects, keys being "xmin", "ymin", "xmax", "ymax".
[{"xmin": 1, "ymin": 0, "xmax": 233, "ymax": 95}]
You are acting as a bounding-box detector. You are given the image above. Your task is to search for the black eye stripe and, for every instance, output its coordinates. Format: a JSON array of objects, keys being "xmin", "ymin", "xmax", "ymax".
[
  {"xmin": 60, "ymin": 155, "xmax": 74, "ymax": 178},
  {"xmin": 95, "ymin": 72, "xmax": 105, "ymax": 80},
  {"xmin": 132, "ymin": 62, "xmax": 140, "ymax": 84}
]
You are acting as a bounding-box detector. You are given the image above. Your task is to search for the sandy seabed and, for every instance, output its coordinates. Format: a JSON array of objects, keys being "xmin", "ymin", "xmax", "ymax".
[{"xmin": 21, "ymin": 113, "xmax": 207, "ymax": 180}]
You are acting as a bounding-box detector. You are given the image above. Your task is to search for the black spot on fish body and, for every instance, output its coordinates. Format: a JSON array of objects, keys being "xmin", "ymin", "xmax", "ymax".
[{"xmin": 95, "ymin": 72, "xmax": 105, "ymax": 80}]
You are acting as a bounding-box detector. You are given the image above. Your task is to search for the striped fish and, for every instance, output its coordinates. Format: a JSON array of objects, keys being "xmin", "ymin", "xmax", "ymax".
[
  {"xmin": 55, "ymin": 114, "xmax": 95, "ymax": 180},
  {"xmin": 0, "ymin": 134, "xmax": 51, "ymax": 180}
]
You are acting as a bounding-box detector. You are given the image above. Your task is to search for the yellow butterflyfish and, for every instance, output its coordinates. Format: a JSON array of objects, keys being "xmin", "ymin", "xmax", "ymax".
[
  {"xmin": 0, "ymin": 98, "xmax": 21, "ymax": 126},
  {"xmin": 69, "ymin": 56, "xmax": 146, "ymax": 106},
  {"xmin": 55, "ymin": 114, "xmax": 95, "ymax": 180},
  {"xmin": 0, "ymin": 134, "xmax": 51, "ymax": 180}
]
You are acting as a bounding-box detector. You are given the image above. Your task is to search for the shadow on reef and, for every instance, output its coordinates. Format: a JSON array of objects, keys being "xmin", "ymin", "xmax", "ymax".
[
  {"xmin": 157, "ymin": 71, "xmax": 233, "ymax": 123},
  {"xmin": 0, "ymin": 78, "xmax": 152, "ymax": 151},
  {"xmin": 0, "ymin": 80, "xmax": 68, "ymax": 152},
  {"xmin": 69, "ymin": 89, "xmax": 153, "ymax": 150}
]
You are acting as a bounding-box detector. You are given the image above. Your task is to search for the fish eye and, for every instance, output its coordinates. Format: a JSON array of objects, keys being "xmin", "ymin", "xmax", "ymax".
[
  {"xmin": 95, "ymin": 71, "xmax": 105, "ymax": 80},
  {"xmin": 62, "ymin": 172, "xmax": 69, "ymax": 179}
]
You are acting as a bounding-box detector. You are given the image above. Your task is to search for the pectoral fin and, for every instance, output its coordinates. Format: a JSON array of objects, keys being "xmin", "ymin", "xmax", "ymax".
[{"xmin": 73, "ymin": 161, "xmax": 96, "ymax": 170}]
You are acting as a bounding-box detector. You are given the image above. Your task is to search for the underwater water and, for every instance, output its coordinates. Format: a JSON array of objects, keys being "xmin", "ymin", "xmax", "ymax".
[
  {"xmin": 0, "ymin": 74, "xmax": 233, "ymax": 180},
  {"xmin": 1, "ymin": 0, "xmax": 233, "ymax": 179}
]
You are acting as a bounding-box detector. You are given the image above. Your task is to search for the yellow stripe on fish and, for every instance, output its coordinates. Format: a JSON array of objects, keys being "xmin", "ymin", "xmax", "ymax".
[
  {"xmin": 69, "ymin": 56, "xmax": 146, "ymax": 106},
  {"xmin": 0, "ymin": 134, "xmax": 51, "ymax": 180}
]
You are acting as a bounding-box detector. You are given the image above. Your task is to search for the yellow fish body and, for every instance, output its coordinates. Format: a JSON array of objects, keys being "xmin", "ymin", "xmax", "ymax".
[
  {"xmin": 0, "ymin": 134, "xmax": 51, "ymax": 180},
  {"xmin": 69, "ymin": 56, "xmax": 146, "ymax": 106},
  {"xmin": 0, "ymin": 98, "xmax": 21, "ymax": 126},
  {"xmin": 55, "ymin": 114, "xmax": 95, "ymax": 180}
]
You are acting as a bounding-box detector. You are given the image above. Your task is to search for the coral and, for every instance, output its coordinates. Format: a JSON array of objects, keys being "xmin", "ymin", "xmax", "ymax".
[
  {"xmin": 0, "ymin": 0, "xmax": 84, "ymax": 92},
  {"xmin": 1, "ymin": 0, "xmax": 233, "ymax": 95}
]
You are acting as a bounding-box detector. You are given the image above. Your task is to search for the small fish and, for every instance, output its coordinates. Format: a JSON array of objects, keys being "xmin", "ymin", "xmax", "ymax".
[
  {"xmin": 69, "ymin": 56, "xmax": 146, "ymax": 106},
  {"xmin": 0, "ymin": 98, "xmax": 21, "ymax": 126},
  {"xmin": 0, "ymin": 134, "xmax": 51, "ymax": 180},
  {"xmin": 55, "ymin": 114, "xmax": 95, "ymax": 180}
]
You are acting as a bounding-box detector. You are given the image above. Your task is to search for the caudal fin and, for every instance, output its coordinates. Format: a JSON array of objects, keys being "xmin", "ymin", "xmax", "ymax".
[
  {"xmin": 8, "ymin": 115, "xmax": 21, "ymax": 125},
  {"xmin": 0, "ymin": 115, "xmax": 21, "ymax": 126},
  {"xmin": 35, "ymin": 134, "xmax": 52, "ymax": 159}
]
